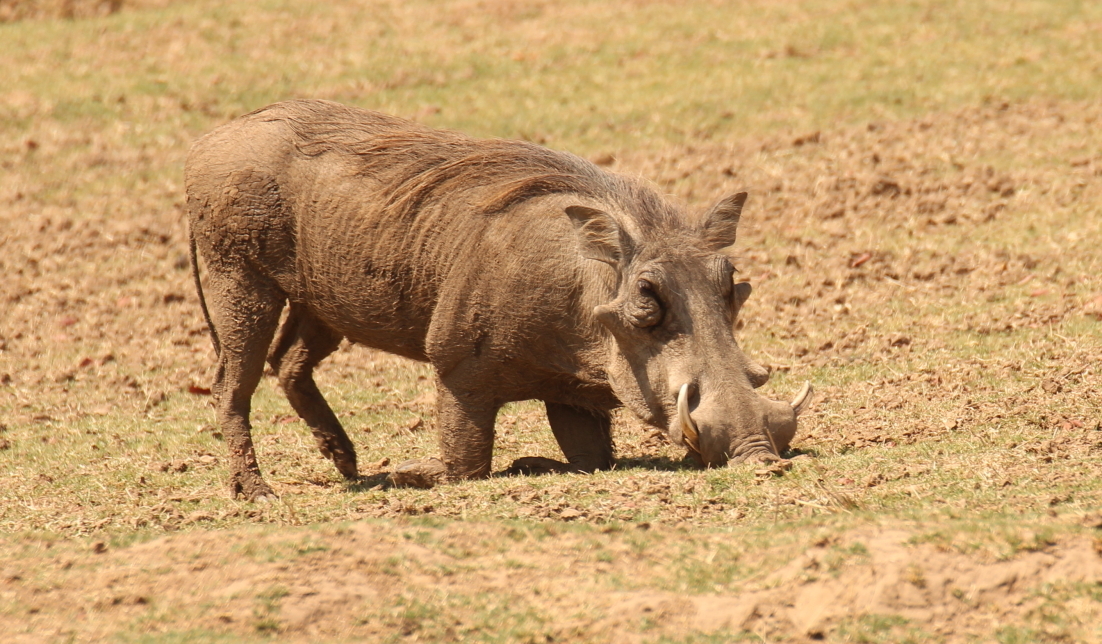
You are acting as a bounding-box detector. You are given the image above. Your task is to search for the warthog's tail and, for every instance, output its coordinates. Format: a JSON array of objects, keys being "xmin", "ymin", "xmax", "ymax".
[{"xmin": 188, "ymin": 221, "xmax": 221, "ymax": 357}]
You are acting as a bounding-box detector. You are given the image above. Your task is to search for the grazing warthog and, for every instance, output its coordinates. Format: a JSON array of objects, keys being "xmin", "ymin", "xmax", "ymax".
[{"xmin": 185, "ymin": 99, "xmax": 811, "ymax": 500}]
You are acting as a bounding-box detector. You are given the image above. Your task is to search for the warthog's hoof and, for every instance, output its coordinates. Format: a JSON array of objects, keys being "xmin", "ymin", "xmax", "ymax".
[
  {"xmin": 230, "ymin": 471, "xmax": 278, "ymax": 502},
  {"xmin": 388, "ymin": 458, "xmax": 447, "ymax": 489},
  {"xmin": 314, "ymin": 436, "xmax": 359, "ymax": 480},
  {"xmin": 505, "ymin": 456, "xmax": 572, "ymax": 477},
  {"xmin": 333, "ymin": 455, "xmax": 359, "ymax": 481}
]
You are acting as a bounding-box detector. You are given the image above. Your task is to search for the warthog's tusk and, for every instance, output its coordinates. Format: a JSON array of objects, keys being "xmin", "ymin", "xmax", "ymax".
[
  {"xmin": 677, "ymin": 383, "xmax": 701, "ymax": 455},
  {"xmin": 790, "ymin": 382, "xmax": 813, "ymax": 416}
]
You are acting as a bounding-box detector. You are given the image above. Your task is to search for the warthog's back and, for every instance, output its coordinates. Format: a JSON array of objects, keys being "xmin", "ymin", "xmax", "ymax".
[{"xmin": 186, "ymin": 99, "xmax": 623, "ymax": 364}]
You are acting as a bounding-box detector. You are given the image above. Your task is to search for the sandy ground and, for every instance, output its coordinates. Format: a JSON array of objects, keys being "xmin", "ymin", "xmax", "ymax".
[{"xmin": 3, "ymin": 520, "xmax": 1102, "ymax": 642}]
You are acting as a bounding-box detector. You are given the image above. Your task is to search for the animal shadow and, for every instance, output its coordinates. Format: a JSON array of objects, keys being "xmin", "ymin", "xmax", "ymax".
[
  {"xmin": 342, "ymin": 449, "xmax": 819, "ymax": 493},
  {"xmin": 344, "ymin": 472, "xmax": 395, "ymax": 493},
  {"xmin": 497, "ymin": 454, "xmax": 697, "ymax": 477}
]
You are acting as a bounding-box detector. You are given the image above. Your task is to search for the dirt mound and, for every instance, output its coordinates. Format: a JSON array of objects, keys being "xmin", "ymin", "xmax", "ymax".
[
  {"xmin": 605, "ymin": 529, "xmax": 1102, "ymax": 642},
  {"xmin": 3, "ymin": 522, "xmax": 1100, "ymax": 642}
]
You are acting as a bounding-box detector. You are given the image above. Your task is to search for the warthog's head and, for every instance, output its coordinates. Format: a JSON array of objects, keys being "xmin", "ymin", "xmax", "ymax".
[{"xmin": 567, "ymin": 191, "xmax": 812, "ymax": 466}]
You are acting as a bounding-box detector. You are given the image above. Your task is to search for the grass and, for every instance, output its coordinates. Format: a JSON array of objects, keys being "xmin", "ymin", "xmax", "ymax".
[
  {"xmin": 4, "ymin": 0, "xmax": 1102, "ymax": 159},
  {"xmin": 2, "ymin": 0, "xmax": 1102, "ymax": 641}
]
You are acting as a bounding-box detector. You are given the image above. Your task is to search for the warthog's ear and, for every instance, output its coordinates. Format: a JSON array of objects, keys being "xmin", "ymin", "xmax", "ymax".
[
  {"xmin": 701, "ymin": 192, "xmax": 748, "ymax": 251},
  {"xmin": 565, "ymin": 205, "xmax": 628, "ymax": 265}
]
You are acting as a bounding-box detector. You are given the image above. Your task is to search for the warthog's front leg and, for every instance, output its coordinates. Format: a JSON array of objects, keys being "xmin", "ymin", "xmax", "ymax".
[
  {"xmin": 389, "ymin": 371, "xmax": 498, "ymax": 488},
  {"xmin": 436, "ymin": 374, "xmax": 498, "ymax": 481},
  {"xmin": 506, "ymin": 403, "xmax": 614, "ymax": 476}
]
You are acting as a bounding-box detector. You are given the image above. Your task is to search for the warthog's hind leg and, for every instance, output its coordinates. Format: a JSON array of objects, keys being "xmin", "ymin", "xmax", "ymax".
[
  {"xmin": 268, "ymin": 303, "xmax": 358, "ymax": 480},
  {"xmin": 206, "ymin": 272, "xmax": 285, "ymax": 501}
]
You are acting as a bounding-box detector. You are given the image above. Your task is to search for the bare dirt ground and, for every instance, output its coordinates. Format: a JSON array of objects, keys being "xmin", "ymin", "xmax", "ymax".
[
  {"xmin": 2, "ymin": 96, "xmax": 1100, "ymax": 641},
  {"xmin": 3, "ymin": 521, "xmax": 1102, "ymax": 643}
]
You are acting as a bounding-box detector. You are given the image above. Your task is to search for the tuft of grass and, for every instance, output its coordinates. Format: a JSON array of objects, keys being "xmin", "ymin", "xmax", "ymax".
[
  {"xmin": 120, "ymin": 632, "xmax": 248, "ymax": 644},
  {"xmin": 251, "ymin": 584, "xmax": 288, "ymax": 634},
  {"xmin": 835, "ymin": 614, "xmax": 927, "ymax": 644}
]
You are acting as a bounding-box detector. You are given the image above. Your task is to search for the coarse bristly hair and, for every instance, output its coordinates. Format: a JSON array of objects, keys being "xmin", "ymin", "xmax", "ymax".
[{"xmin": 259, "ymin": 100, "xmax": 686, "ymax": 239}]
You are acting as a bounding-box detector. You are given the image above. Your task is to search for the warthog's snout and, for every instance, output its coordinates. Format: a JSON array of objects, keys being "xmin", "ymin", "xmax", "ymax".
[
  {"xmin": 673, "ymin": 382, "xmax": 813, "ymax": 466},
  {"xmin": 760, "ymin": 382, "xmax": 813, "ymax": 455}
]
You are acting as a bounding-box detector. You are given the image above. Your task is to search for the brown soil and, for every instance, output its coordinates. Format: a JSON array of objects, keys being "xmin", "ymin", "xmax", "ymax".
[
  {"xmin": 602, "ymin": 529, "xmax": 1102, "ymax": 642},
  {"xmin": 3, "ymin": 522, "xmax": 1101, "ymax": 643}
]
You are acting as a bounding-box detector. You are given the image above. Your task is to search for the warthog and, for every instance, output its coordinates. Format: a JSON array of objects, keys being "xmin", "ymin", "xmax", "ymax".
[{"xmin": 185, "ymin": 99, "xmax": 811, "ymax": 500}]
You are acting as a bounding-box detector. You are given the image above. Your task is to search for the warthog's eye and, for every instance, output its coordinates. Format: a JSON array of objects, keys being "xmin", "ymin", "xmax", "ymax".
[
  {"xmin": 628, "ymin": 278, "xmax": 663, "ymax": 328},
  {"xmin": 714, "ymin": 257, "xmax": 736, "ymax": 295},
  {"xmin": 711, "ymin": 257, "xmax": 742, "ymax": 309}
]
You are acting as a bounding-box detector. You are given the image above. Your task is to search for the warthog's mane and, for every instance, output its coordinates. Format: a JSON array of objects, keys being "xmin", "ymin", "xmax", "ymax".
[{"xmin": 260, "ymin": 100, "xmax": 681, "ymax": 237}]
